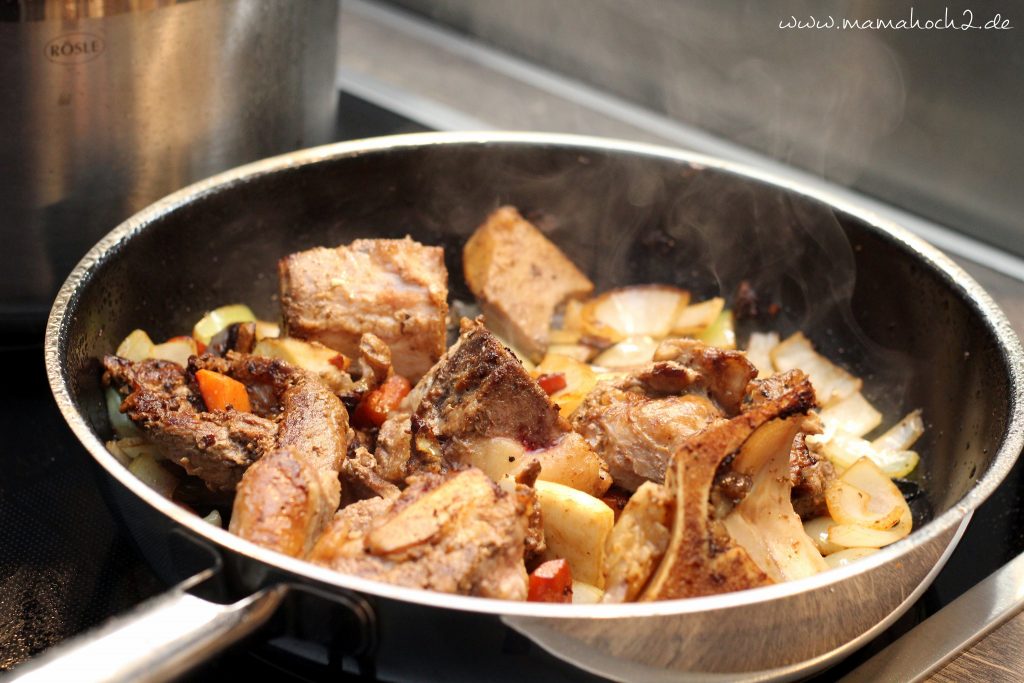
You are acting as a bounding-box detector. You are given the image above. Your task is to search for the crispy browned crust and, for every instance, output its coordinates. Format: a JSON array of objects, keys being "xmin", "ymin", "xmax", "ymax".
[
  {"xmin": 410, "ymin": 319, "xmax": 565, "ymax": 474},
  {"xmin": 463, "ymin": 206, "xmax": 593, "ymax": 362},
  {"xmin": 641, "ymin": 371, "xmax": 816, "ymax": 600}
]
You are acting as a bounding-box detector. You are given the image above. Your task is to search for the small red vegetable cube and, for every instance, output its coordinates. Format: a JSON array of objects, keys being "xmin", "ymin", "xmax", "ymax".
[{"xmin": 528, "ymin": 558, "xmax": 573, "ymax": 603}]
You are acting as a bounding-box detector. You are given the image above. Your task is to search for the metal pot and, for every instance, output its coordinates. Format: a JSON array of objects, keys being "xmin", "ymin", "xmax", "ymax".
[
  {"xmin": 36, "ymin": 132, "xmax": 1024, "ymax": 681},
  {"xmin": 0, "ymin": 0, "xmax": 338, "ymax": 340}
]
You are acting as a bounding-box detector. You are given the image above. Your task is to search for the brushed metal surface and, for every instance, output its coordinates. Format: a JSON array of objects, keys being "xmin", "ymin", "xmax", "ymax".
[
  {"xmin": 43, "ymin": 132, "xmax": 1024, "ymax": 680},
  {"xmin": 0, "ymin": 0, "xmax": 338, "ymax": 326}
]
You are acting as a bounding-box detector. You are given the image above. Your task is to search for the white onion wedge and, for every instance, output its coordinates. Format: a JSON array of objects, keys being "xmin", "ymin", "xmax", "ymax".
[
  {"xmin": 192, "ymin": 304, "xmax": 256, "ymax": 345},
  {"xmin": 824, "ymin": 547, "xmax": 878, "ymax": 569},
  {"xmin": 696, "ymin": 310, "xmax": 736, "ymax": 350},
  {"xmin": 825, "ymin": 457, "xmax": 912, "ymax": 547},
  {"xmin": 803, "ymin": 517, "xmax": 844, "ymax": 556},
  {"xmin": 116, "ymin": 329, "xmax": 155, "ymax": 361},
  {"xmin": 814, "ymin": 432, "xmax": 920, "ymax": 478},
  {"xmin": 571, "ymin": 581, "xmax": 604, "ymax": 604},
  {"xmin": 744, "ymin": 331, "xmax": 779, "ymax": 378},
  {"xmin": 150, "ymin": 337, "xmax": 198, "ymax": 367},
  {"xmin": 535, "ymin": 353, "xmax": 598, "ymax": 418},
  {"xmin": 592, "ymin": 336, "xmax": 659, "ymax": 368},
  {"xmin": 580, "ymin": 285, "xmax": 689, "ymax": 342},
  {"xmin": 872, "ymin": 410, "xmax": 925, "ymax": 452},
  {"xmin": 770, "ymin": 332, "xmax": 861, "ymax": 406},
  {"xmin": 671, "ymin": 297, "xmax": 724, "ymax": 336},
  {"xmin": 819, "ymin": 391, "xmax": 883, "ymax": 439}
]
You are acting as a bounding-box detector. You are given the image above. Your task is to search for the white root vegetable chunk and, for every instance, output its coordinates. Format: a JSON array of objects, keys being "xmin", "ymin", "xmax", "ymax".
[
  {"xmin": 724, "ymin": 417, "xmax": 828, "ymax": 581},
  {"xmin": 192, "ymin": 304, "xmax": 256, "ymax": 345},
  {"xmin": 696, "ymin": 310, "xmax": 736, "ymax": 350},
  {"xmin": 466, "ymin": 435, "xmax": 611, "ymax": 498},
  {"xmin": 819, "ymin": 391, "xmax": 883, "ymax": 439},
  {"xmin": 150, "ymin": 337, "xmax": 198, "ymax": 367},
  {"xmin": 770, "ymin": 332, "xmax": 861, "ymax": 406},
  {"xmin": 744, "ymin": 331, "xmax": 779, "ymax": 378},
  {"xmin": 571, "ymin": 581, "xmax": 604, "ymax": 604},
  {"xmin": 535, "ymin": 480, "xmax": 614, "ymax": 587},
  {"xmin": 825, "ymin": 457, "xmax": 912, "ymax": 548},
  {"xmin": 116, "ymin": 329, "xmax": 155, "ymax": 362}
]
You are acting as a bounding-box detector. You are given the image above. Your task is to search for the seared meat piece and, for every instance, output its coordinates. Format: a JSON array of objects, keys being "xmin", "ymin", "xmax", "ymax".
[
  {"xmin": 463, "ymin": 206, "xmax": 593, "ymax": 362},
  {"xmin": 279, "ymin": 237, "xmax": 448, "ymax": 382},
  {"xmin": 309, "ymin": 468, "xmax": 530, "ymax": 599},
  {"xmin": 410, "ymin": 318, "xmax": 565, "ymax": 473},
  {"xmin": 574, "ymin": 339, "xmax": 759, "ymax": 491},
  {"xmin": 789, "ymin": 433, "xmax": 836, "ymax": 519},
  {"xmin": 374, "ymin": 411, "xmax": 413, "ymax": 483},
  {"xmin": 641, "ymin": 371, "xmax": 818, "ymax": 600},
  {"xmin": 103, "ymin": 356, "xmax": 277, "ymax": 491},
  {"xmin": 341, "ymin": 446, "xmax": 401, "ymax": 504},
  {"xmin": 226, "ymin": 354, "xmax": 352, "ymax": 557}
]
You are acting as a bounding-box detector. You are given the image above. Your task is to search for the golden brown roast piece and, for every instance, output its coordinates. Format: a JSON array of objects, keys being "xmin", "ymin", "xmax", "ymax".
[
  {"xmin": 640, "ymin": 370, "xmax": 818, "ymax": 600},
  {"xmin": 223, "ymin": 354, "xmax": 352, "ymax": 558},
  {"xmin": 309, "ymin": 468, "xmax": 531, "ymax": 599},
  {"xmin": 573, "ymin": 339, "xmax": 756, "ymax": 492},
  {"xmin": 463, "ymin": 206, "xmax": 593, "ymax": 362},
  {"xmin": 278, "ymin": 237, "xmax": 448, "ymax": 382}
]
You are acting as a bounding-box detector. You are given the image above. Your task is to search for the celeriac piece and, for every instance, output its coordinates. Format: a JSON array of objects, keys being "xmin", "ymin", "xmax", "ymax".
[
  {"xmin": 672, "ymin": 297, "xmax": 724, "ymax": 336},
  {"xmin": 535, "ymin": 480, "xmax": 615, "ymax": 587},
  {"xmin": 192, "ymin": 304, "xmax": 256, "ymax": 345},
  {"xmin": 464, "ymin": 206, "xmax": 593, "ymax": 362},
  {"xmin": 580, "ymin": 285, "xmax": 689, "ymax": 343},
  {"xmin": 116, "ymin": 329, "xmax": 155, "ymax": 361},
  {"xmin": 150, "ymin": 336, "xmax": 198, "ymax": 367},
  {"xmin": 771, "ymin": 332, "xmax": 860, "ymax": 406},
  {"xmin": 571, "ymin": 581, "xmax": 604, "ymax": 604},
  {"xmin": 744, "ymin": 331, "xmax": 779, "ymax": 378}
]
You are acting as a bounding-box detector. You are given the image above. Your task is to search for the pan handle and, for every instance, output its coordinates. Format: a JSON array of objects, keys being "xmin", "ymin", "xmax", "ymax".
[{"xmin": 8, "ymin": 571, "xmax": 287, "ymax": 683}]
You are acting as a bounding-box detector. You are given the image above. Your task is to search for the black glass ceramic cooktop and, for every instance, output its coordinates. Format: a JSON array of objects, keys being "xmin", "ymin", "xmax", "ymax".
[{"xmin": 3, "ymin": 91, "xmax": 1024, "ymax": 682}]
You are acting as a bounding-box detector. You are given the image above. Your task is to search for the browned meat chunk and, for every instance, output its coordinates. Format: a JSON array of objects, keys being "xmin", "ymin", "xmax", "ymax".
[
  {"xmin": 374, "ymin": 410, "xmax": 413, "ymax": 483},
  {"xmin": 225, "ymin": 353, "xmax": 352, "ymax": 557},
  {"xmin": 410, "ymin": 318, "xmax": 565, "ymax": 473},
  {"xmin": 308, "ymin": 468, "xmax": 530, "ymax": 599},
  {"xmin": 103, "ymin": 356, "xmax": 277, "ymax": 491},
  {"xmin": 572, "ymin": 340, "xmax": 756, "ymax": 491},
  {"xmin": 341, "ymin": 446, "xmax": 401, "ymax": 504},
  {"xmin": 463, "ymin": 206, "xmax": 593, "ymax": 362},
  {"xmin": 279, "ymin": 237, "xmax": 448, "ymax": 382},
  {"xmin": 641, "ymin": 370, "xmax": 818, "ymax": 600},
  {"xmin": 789, "ymin": 433, "xmax": 836, "ymax": 519}
]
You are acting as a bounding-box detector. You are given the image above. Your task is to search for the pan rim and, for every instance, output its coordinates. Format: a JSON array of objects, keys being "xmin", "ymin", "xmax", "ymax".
[{"xmin": 45, "ymin": 130, "xmax": 1024, "ymax": 619}]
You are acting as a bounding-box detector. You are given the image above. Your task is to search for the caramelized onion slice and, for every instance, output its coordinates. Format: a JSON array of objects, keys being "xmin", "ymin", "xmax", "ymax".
[
  {"xmin": 819, "ymin": 391, "xmax": 883, "ymax": 439},
  {"xmin": 872, "ymin": 409, "xmax": 925, "ymax": 452},
  {"xmin": 825, "ymin": 457, "xmax": 913, "ymax": 549},
  {"xmin": 580, "ymin": 285, "xmax": 690, "ymax": 342},
  {"xmin": 591, "ymin": 336, "xmax": 659, "ymax": 368},
  {"xmin": 671, "ymin": 297, "xmax": 724, "ymax": 336},
  {"xmin": 771, "ymin": 332, "xmax": 861, "ymax": 406}
]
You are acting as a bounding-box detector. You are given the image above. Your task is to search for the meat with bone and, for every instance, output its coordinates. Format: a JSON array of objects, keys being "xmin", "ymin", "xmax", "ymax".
[
  {"xmin": 215, "ymin": 353, "xmax": 352, "ymax": 557},
  {"xmin": 789, "ymin": 432, "xmax": 836, "ymax": 520},
  {"xmin": 572, "ymin": 339, "xmax": 757, "ymax": 491},
  {"xmin": 641, "ymin": 369, "xmax": 818, "ymax": 600},
  {"xmin": 308, "ymin": 468, "xmax": 531, "ymax": 599},
  {"xmin": 463, "ymin": 206, "xmax": 594, "ymax": 362},
  {"xmin": 410, "ymin": 318, "xmax": 566, "ymax": 473},
  {"xmin": 279, "ymin": 237, "xmax": 448, "ymax": 382},
  {"xmin": 103, "ymin": 355, "xmax": 277, "ymax": 492}
]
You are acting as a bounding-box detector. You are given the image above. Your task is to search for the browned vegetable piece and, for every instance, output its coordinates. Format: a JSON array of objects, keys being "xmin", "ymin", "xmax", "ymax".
[
  {"xmin": 463, "ymin": 206, "xmax": 593, "ymax": 362},
  {"xmin": 279, "ymin": 237, "xmax": 448, "ymax": 382}
]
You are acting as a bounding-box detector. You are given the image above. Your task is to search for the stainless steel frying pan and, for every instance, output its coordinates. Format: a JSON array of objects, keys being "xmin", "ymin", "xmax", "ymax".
[{"xmin": 31, "ymin": 132, "xmax": 1024, "ymax": 682}]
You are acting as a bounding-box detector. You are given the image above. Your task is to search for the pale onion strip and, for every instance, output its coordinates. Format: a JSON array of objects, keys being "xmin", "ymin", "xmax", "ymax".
[
  {"xmin": 581, "ymin": 285, "xmax": 690, "ymax": 342},
  {"xmin": 770, "ymin": 332, "xmax": 861, "ymax": 406},
  {"xmin": 824, "ymin": 547, "xmax": 879, "ymax": 569},
  {"xmin": 828, "ymin": 521, "xmax": 910, "ymax": 549},
  {"xmin": 696, "ymin": 310, "xmax": 736, "ymax": 350},
  {"xmin": 819, "ymin": 391, "xmax": 883, "ymax": 439},
  {"xmin": 872, "ymin": 410, "xmax": 925, "ymax": 452},
  {"xmin": 744, "ymin": 331, "xmax": 780, "ymax": 378},
  {"xmin": 592, "ymin": 336, "xmax": 659, "ymax": 368},
  {"xmin": 814, "ymin": 432, "xmax": 919, "ymax": 478},
  {"xmin": 803, "ymin": 516, "xmax": 845, "ymax": 556},
  {"xmin": 671, "ymin": 297, "xmax": 724, "ymax": 335}
]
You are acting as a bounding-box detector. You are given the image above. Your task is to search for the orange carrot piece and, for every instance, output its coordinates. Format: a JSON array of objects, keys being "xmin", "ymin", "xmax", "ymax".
[
  {"xmin": 195, "ymin": 369, "xmax": 251, "ymax": 413},
  {"xmin": 352, "ymin": 375, "xmax": 412, "ymax": 428}
]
